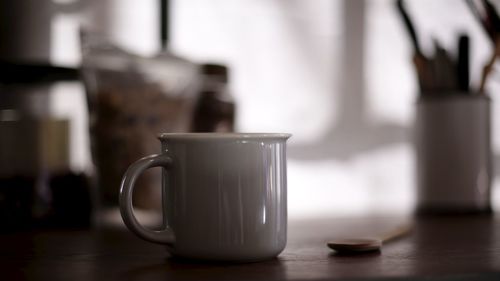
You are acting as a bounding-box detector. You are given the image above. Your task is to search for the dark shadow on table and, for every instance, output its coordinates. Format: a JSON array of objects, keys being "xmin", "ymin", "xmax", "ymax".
[
  {"xmin": 329, "ymin": 250, "xmax": 381, "ymax": 258},
  {"xmin": 123, "ymin": 257, "xmax": 287, "ymax": 281}
]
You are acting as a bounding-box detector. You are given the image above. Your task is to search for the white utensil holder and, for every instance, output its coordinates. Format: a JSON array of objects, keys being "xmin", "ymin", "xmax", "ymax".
[{"xmin": 415, "ymin": 94, "xmax": 492, "ymax": 215}]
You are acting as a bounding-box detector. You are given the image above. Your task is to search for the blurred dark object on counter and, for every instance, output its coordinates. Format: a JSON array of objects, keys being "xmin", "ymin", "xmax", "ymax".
[
  {"xmin": 49, "ymin": 172, "xmax": 91, "ymax": 228},
  {"xmin": 0, "ymin": 62, "xmax": 78, "ymax": 174},
  {"xmin": 0, "ymin": 0, "xmax": 80, "ymax": 65},
  {"xmin": 0, "ymin": 61, "xmax": 78, "ymax": 85},
  {"xmin": 0, "ymin": 172, "xmax": 91, "ymax": 232},
  {"xmin": 191, "ymin": 63, "xmax": 236, "ymax": 132},
  {"xmin": 0, "ymin": 176, "xmax": 34, "ymax": 231},
  {"xmin": 0, "ymin": 61, "xmax": 76, "ymax": 177},
  {"xmin": 0, "ymin": 61, "xmax": 91, "ymax": 231}
]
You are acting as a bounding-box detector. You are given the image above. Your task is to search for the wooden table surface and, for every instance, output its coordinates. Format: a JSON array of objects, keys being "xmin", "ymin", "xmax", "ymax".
[{"xmin": 2, "ymin": 215, "xmax": 500, "ymax": 281}]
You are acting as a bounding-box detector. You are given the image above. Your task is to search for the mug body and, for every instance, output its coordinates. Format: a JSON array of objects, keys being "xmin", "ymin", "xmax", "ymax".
[{"xmin": 160, "ymin": 133, "xmax": 289, "ymax": 261}]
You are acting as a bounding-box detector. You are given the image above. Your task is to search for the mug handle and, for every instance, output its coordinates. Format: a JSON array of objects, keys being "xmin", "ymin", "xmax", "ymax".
[{"xmin": 119, "ymin": 154, "xmax": 175, "ymax": 244}]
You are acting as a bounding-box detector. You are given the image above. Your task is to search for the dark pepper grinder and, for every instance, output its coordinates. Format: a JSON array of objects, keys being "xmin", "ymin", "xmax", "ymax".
[{"xmin": 191, "ymin": 63, "xmax": 236, "ymax": 132}]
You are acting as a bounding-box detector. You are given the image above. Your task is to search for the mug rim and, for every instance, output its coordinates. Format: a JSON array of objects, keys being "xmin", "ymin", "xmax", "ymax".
[{"xmin": 158, "ymin": 133, "xmax": 292, "ymax": 140}]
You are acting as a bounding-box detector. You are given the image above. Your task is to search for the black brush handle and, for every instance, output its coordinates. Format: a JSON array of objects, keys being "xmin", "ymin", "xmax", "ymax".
[
  {"xmin": 396, "ymin": 0, "xmax": 422, "ymax": 55},
  {"xmin": 458, "ymin": 34, "xmax": 470, "ymax": 92},
  {"xmin": 160, "ymin": 0, "xmax": 169, "ymax": 49}
]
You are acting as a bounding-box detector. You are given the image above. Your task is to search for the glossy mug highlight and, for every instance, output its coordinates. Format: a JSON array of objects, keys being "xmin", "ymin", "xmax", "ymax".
[{"xmin": 119, "ymin": 133, "xmax": 291, "ymax": 261}]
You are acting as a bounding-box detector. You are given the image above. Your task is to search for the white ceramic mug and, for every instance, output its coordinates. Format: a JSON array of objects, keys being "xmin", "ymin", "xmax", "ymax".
[
  {"xmin": 119, "ymin": 133, "xmax": 291, "ymax": 261},
  {"xmin": 415, "ymin": 95, "xmax": 491, "ymax": 214}
]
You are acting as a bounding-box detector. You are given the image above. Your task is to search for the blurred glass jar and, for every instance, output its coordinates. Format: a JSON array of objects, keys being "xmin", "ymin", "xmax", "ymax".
[
  {"xmin": 191, "ymin": 63, "xmax": 236, "ymax": 133},
  {"xmin": 80, "ymin": 32, "xmax": 199, "ymax": 216}
]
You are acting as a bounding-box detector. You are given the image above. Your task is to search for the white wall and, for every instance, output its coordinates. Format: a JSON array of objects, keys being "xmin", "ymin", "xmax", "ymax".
[{"xmin": 49, "ymin": 0, "xmax": 500, "ymax": 219}]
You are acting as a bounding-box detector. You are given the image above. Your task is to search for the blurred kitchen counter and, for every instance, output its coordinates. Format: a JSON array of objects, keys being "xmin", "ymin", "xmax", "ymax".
[{"xmin": 1, "ymin": 215, "xmax": 500, "ymax": 281}]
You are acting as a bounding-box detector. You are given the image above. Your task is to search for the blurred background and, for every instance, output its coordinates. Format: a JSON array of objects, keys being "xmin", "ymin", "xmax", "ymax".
[{"xmin": 1, "ymin": 0, "xmax": 499, "ymax": 231}]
